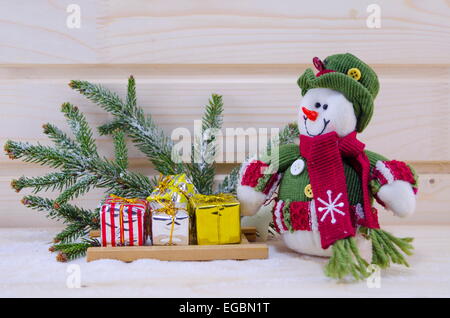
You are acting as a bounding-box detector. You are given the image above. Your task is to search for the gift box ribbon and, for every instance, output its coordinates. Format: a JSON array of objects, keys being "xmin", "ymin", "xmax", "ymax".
[
  {"xmin": 151, "ymin": 174, "xmax": 192, "ymax": 201},
  {"xmin": 107, "ymin": 194, "xmax": 143, "ymax": 204},
  {"xmin": 153, "ymin": 197, "xmax": 188, "ymax": 245},
  {"xmin": 109, "ymin": 194, "xmax": 145, "ymax": 245},
  {"xmin": 192, "ymin": 193, "xmax": 235, "ymax": 205},
  {"xmin": 147, "ymin": 175, "xmax": 193, "ymax": 245}
]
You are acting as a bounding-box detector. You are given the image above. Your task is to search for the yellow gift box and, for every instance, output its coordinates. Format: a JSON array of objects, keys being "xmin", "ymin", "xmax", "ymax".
[{"xmin": 192, "ymin": 193, "xmax": 241, "ymax": 245}]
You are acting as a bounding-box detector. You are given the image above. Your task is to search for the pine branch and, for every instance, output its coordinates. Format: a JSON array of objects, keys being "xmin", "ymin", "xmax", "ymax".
[
  {"xmin": 201, "ymin": 94, "xmax": 224, "ymax": 132},
  {"xmin": 69, "ymin": 77, "xmax": 180, "ymax": 175},
  {"xmin": 6, "ymin": 139, "xmax": 151, "ymax": 204},
  {"xmin": 68, "ymin": 80, "xmax": 125, "ymax": 114},
  {"xmin": 61, "ymin": 102, "xmax": 98, "ymax": 157},
  {"xmin": 54, "ymin": 223, "xmax": 89, "ymax": 243},
  {"xmin": 42, "ymin": 123, "xmax": 81, "ymax": 152},
  {"xmin": 11, "ymin": 172, "xmax": 77, "ymax": 193},
  {"xmin": 6, "ymin": 97, "xmax": 155, "ymax": 203},
  {"xmin": 8, "ymin": 76, "xmax": 229, "ymax": 260},
  {"xmin": 190, "ymin": 94, "xmax": 224, "ymax": 194},
  {"xmin": 112, "ymin": 129, "xmax": 128, "ymax": 170},
  {"xmin": 94, "ymin": 159, "xmax": 155, "ymax": 198},
  {"xmin": 98, "ymin": 119, "xmax": 122, "ymax": 136},
  {"xmin": 218, "ymin": 166, "xmax": 240, "ymax": 194},
  {"xmin": 22, "ymin": 195, "xmax": 98, "ymax": 227},
  {"xmin": 52, "ymin": 241, "xmax": 94, "ymax": 262},
  {"xmin": 71, "ymin": 79, "xmax": 229, "ymax": 195},
  {"xmin": 54, "ymin": 174, "xmax": 98, "ymax": 206},
  {"xmin": 4, "ymin": 141, "xmax": 75, "ymax": 169},
  {"xmin": 126, "ymin": 75, "xmax": 137, "ymax": 109}
]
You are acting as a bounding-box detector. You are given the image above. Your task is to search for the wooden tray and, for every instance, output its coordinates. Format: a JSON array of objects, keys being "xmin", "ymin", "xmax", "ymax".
[{"xmin": 86, "ymin": 227, "xmax": 268, "ymax": 262}]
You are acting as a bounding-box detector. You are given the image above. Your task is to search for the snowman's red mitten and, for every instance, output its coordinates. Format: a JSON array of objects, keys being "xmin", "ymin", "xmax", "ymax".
[
  {"xmin": 237, "ymin": 158, "xmax": 281, "ymax": 216},
  {"xmin": 240, "ymin": 160, "xmax": 281, "ymax": 196},
  {"xmin": 370, "ymin": 160, "xmax": 418, "ymax": 217}
]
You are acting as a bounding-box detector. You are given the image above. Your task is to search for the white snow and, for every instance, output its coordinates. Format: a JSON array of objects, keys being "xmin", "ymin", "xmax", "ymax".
[{"xmin": 1, "ymin": 227, "xmax": 449, "ymax": 297}]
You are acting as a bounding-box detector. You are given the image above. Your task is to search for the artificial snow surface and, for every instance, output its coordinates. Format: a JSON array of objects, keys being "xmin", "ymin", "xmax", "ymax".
[{"xmin": 1, "ymin": 227, "xmax": 449, "ymax": 297}]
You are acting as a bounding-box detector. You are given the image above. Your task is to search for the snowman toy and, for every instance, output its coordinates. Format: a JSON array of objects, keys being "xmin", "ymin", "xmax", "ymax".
[{"xmin": 237, "ymin": 53, "xmax": 418, "ymax": 280}]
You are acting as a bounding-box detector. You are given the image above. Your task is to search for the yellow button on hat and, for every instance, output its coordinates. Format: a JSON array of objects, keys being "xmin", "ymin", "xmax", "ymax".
[
  {"xmin": 347, "ymin": 67, "xmax": 361, "ymax": 81},
  {"xmin": 304, "ymin": 184, "xmax": 313, "ymax": 198}
]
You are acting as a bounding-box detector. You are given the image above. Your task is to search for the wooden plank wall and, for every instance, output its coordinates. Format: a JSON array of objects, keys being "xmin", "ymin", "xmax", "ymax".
[{"xmin": 1, "ymin": 0, "xmax": 449, "ymax": 227}]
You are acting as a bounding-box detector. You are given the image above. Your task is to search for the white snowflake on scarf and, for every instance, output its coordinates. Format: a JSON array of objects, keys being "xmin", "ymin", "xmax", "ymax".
[{"xmin": 317, "ymin": 190, "xmax": 345, "ymax": 224}]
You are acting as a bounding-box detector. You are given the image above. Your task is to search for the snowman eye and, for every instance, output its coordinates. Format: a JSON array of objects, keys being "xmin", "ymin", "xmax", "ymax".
[
  {"xmin": 314, "ymin": 102, "xmax": 321, "ymax": 108},
  {"xmin": 323, "ymin": 104, "xmax": 328, "ymax": 110}
]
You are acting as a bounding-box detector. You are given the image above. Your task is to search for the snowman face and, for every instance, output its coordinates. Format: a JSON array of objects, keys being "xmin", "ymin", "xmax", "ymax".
[{"xmin": 299, "ymin": 88, "xmax": 357, "ymax": 138}]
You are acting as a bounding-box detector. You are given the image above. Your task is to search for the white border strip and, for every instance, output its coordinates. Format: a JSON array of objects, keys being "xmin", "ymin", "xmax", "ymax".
[
  {"xmin": 274, "ymin": 200, "xmax": 286, "ymax": 233},
  {"xmin": 375, "ymin": 160, "xmax": 394, "ymax": 184}
]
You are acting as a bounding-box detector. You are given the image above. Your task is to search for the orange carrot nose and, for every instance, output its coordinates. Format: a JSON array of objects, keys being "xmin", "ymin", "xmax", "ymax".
[{"xmin": 302, "ymin": 107, "xmax": 318, "ymax": 121}]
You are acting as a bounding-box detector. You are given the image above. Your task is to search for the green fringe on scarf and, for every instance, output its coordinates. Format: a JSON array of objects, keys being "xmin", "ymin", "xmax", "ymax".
[{"xmin": 324, "ymin": 227, "xmax": 414, "ymax": 280}]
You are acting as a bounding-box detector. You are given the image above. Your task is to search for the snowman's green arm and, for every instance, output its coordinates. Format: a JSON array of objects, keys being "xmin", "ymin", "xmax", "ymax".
[
  {"xmin": 269, "ymin": 143, "xmax": 300, "ymax": 172},
  {"xmin": 254, "ymin": 143, "xmax": 299, "ymax": 192},
  {"xmin": 365, "ymin": 150, "xmax": 388, "ymax": 168}
]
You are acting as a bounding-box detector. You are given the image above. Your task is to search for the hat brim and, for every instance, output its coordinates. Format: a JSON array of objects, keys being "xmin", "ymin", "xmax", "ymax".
[{"xmin": 298, "ymin": 68, "xmax": 374, "ymax": 132}]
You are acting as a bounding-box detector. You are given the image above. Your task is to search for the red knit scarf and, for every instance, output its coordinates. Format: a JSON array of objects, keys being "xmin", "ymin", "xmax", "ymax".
[{"xmin": 300, "ymin": 131, "xmax": 379, "ymax": 249}]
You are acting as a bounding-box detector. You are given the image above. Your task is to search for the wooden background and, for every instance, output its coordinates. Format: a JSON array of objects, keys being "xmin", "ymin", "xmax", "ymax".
[{"xmin": 1, "ymin": 0, "xmax": 449, "ymax": 227}]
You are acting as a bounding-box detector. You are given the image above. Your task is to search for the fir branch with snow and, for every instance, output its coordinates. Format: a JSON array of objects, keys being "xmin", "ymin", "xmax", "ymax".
[
  {"xmin": 188, "ymin": 94, "xmax": 224, "ymax": 194},
  {"xmin": 5, "ymin": 74, "xmax": 298, "ymax": 262},
  {"xmin": 5, "ymin": 100, "xmax": 155, "ymax": 260},
  {"xmin": 5, "ymin": 75, "xmax": 235, "ymax": 261},
  {"xmin": 70, "ymin": 77, "xmax": 180, "ymax": 176},
  {"xmin": 72, "ymin": 76, "xmax": 226, "ymax": 195}
]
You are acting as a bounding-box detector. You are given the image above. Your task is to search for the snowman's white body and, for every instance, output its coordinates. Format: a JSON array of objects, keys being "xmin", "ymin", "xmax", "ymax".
[
  {"xmin": 237, "ymin": 88, "xmax": 416, "ymax": 257},
  {"xmin": 281, "ymin": 203, "xmax": 372, "ymax": 258},
  {"xmin": 282, "ymin": 200, "xmax": 334, "ymax": 257}
]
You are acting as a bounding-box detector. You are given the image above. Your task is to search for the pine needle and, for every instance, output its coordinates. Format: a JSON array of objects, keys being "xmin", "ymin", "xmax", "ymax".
[
  {"xmin": 189, "ymin": 94, "xmax": 224, "ymax": 194},
  {"xmin": 52, "ymin": 240, "xmax": 96, "ymax": 261},
  {"xmin": 70, "ymin": 77, "xmax": 179, "ymax": 176},
  {"xmin": 112, "ymin": 129, "xmax": 128, "ymax": 170},
  {"xmin": 61, "ymin": 102, "xmax": 98, "ymax": 157}
]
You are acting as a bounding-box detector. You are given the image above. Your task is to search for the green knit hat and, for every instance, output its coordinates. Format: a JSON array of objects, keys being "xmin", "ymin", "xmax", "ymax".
[{"xmin": 298, "ymin": 53, "xmax": 379, "ymax": 132}]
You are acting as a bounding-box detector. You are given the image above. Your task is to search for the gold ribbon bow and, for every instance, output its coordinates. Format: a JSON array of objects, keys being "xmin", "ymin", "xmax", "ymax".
[
  {"xmin": 152, "ymin": 174, "xmax": 191, "ymax": 201},
  {"xmin": 153, "ymin": 175, "xmax": 173, "ymax": 193},
  {"xmin": 148, "ymin": 174, "xmax": 195, "ymax": 245}
]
